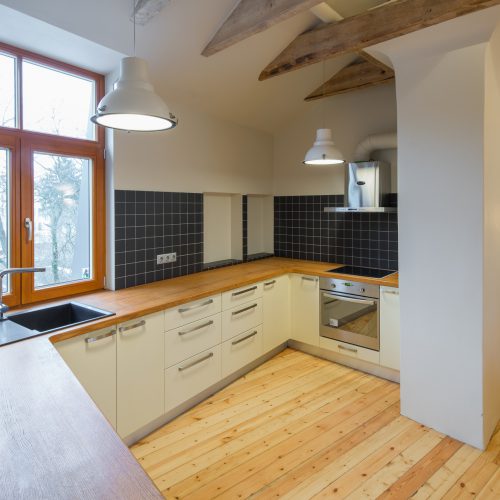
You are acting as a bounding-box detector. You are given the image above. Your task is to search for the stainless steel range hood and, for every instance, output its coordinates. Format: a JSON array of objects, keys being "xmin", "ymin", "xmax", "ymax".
[{"xmin": 324, "ymin": 161, "xmax": 397, "ymax": 213}]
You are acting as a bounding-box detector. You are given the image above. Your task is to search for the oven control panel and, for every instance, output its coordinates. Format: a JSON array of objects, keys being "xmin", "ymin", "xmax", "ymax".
[{"xmin": 319, "ymin": 277, "xmax": 379, "ymax": 299}]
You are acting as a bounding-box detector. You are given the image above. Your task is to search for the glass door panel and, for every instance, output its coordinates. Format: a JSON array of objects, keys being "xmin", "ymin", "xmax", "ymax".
[{"xmin": 0, "ymin": 147, "xmax": 10, "ymax": 291}]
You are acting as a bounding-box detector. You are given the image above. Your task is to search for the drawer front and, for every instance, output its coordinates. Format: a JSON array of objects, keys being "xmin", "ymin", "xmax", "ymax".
[
  {"xmin": 165, "ymin": 313, "xmax": 221, "ymax": 368},
  {"xmin": 165, "ymin": 345, "xmax": 221, "ymax": 412},
  {"xmin": 165, "ymin": 294, "xmax": 221, "ymax": 331},
  {"xmin": 221, "ymin": 298, "xmax": 263, "ymax": 341},
  {"xmin": 319, "ymin": 336, "xmax": 380, "ymax": 365},
  {"xmin": 222, "ymin": 282, "xmax": 263, "ymax": 310},
  {"xmin": 221, "ymin": 325, "xmax": 263, "ymax": 378}
]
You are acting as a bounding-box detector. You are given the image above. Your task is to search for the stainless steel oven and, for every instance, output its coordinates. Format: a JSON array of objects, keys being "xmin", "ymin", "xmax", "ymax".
[{"xmin": 319, "ymin": 277, "xmax": 380, "ymax": 351}]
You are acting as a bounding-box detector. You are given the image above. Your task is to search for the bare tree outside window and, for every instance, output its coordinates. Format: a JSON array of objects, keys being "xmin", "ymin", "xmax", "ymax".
[
  {"xmin": 0, "ymin": 149, "xmax": 9, "ymax": 293},
  {"xmin": 33, "ymin": 153, "xmax": 92, "ymax": 288},
  {"xmin": 0, "ymin": 53, "xmax": 16, "ymax": 128}
]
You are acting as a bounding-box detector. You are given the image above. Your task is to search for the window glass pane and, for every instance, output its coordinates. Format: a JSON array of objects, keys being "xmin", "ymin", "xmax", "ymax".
[
  {"xmin": 33, "ymin": 152, "xmax": 92, "ymax": 288},
  {"xmin": 0, "ymin": 53, "xmax": 17, "ymax": 128},
  {"xmin": 23, "ymin": 61, "xmax": 95, "ymax": 140},
  {"xmin": 0, "ymin": 148, "xmax": 10, "ymax": 292}
]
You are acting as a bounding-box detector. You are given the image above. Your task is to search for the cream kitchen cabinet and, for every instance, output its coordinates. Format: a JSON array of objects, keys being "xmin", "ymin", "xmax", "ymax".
[
  {"xmin": 380, "ymin": 286, "xmax": 400, "ymax": 370},
  {"xmin": 290, "ymin": 274, "xmax": 320, "ymax": 346},
  {"xmin": 221, "ymin": 325, "xmax": 263, "ymax": 378},
  {"xmin": 117, "ymin": 312, "xmax": 165, "ymax": 438},
  {"xmin": 262, "ymin": 275, "xmax": 290, "ymax": 352},
  {"xmin": 55, "ymin": 326, "xmax": 117, "ymax": 429}
]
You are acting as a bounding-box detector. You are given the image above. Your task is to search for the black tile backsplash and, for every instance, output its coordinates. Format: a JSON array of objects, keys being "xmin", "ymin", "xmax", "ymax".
[
  {"xmin": 114, "ymin": 191, "xmax": 398, "ymax": 290},
  {"xmin": 274, "ymin": 195, "xmax": 398, "ymax": 271},
  {"xmin": 114, "ymin": 190, "xmax": 203, "ymax": 290}
]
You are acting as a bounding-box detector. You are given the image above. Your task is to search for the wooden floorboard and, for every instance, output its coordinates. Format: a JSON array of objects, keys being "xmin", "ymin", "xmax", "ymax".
[{"xmin": 130, "ymin": 348, "xmax": 500, "ymax": 499}]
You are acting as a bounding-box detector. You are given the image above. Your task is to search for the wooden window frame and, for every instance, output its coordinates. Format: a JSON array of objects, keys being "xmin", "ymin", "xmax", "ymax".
[{"xmin": 0, "ymin": 42, "xmax": 105, "ymax": 306}]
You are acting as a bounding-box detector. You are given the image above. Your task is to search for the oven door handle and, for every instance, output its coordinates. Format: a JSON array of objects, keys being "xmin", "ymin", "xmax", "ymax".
[{"xmin": 322, "ymin": 292, "xmax": 376, "ymax": 307}]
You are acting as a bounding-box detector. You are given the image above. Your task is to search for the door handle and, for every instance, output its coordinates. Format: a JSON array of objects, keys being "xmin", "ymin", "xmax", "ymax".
[{"xmin": 24, "ymin": 217, "xmax": 33, "ymax": 242}]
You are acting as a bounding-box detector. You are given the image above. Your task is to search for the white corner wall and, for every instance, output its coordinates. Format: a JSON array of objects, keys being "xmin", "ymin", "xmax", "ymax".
[
  {"xmin": 483, "ymin": 27, "xmax": 500, "ymax": 445},
  {"xmin": 273, "ymin": 83, "xmax": 398, "ymax": 195},
  {"xmin": 395, "ymin": 43, "xmax": 487, "ymax": 449},
  {"xmin": 112, "ymin": 103, "xmax": 274, "ymax": 195}
]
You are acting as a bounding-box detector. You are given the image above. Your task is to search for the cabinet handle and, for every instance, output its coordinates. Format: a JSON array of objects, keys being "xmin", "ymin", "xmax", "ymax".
[
  {"xmin": 119, "ymin": 319, "xmax": 146, "ymax": 333},
  {"xmin": 178, "ymin": 320, "xmax": 214, "ymax": 336},
  {"xmin": 232, "ymin": 286, "xmax": 257, "ymax": 297},
  {"xmin": 338, "ymin": 344, "xmax": 358, "ymax": 353},
  {"xmin": 301, "ymin": 276, "xmax": 316, "ymax": 282},
  {"xmin": 383, "ymin": 289, "xmax": 399, "ymax": 295},
  {"xmin": 85, "ymin": 330, "xmax": 116, "ymax": 344},
  {"xmin": 178, "ymin": 352, "xmax": 214, "ymax": 372},
  {"xmin": 178, "ymin": 298, "xmax": 213, "ymax": 313},
  {"xmin": 264, "ymin": 280, "xmax": 276, "ymax": 287},
  {"xmin": 232, "ymin": 303, "xmax": 258, "ymax": 316},
  {"xmin": 232, "ymin": 330, "xmax": 258, "ymax": 345}
]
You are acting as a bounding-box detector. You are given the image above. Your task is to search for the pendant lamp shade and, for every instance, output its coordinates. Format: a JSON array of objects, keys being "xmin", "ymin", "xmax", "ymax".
[
  {"xmin": 303, "ymin": 128, "xmax": 345, "ymax": 165},
  {"xmin": 91, "ymin": 57, "xmax": 177, "ymax": 132}
]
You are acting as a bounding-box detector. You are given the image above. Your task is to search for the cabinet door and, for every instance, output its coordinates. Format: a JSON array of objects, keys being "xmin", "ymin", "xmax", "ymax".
[
  {"xmin": 262, "ymin": 275, "xmax": 290, "ymax": 352},
  {"xmin": 290, "ymin": 274, "xmax": 319, "ymax": 346},
  {"xmin": 380, "ymin": 286, "xmax": 400, "ymax": 370},
  {"xmin": 221, "ymin": 298, "xmax": 263, "ymax": 342},
  {"xmin": 117, "ymin": 312, "xmax": 164, "ymax": 438},
  {"xmin": 55, "ymin": 327, "xmax": 117, "ymax": 429},
  {"xmin": 221, "ymin": 325, "xmax": 263, "ymax": 378}
]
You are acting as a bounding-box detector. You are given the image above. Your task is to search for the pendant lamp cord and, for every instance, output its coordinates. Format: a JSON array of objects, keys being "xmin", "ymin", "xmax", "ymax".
[
  {"xmin": 133, "ymin": 0, "xmax": 136, "ymax": 56},
  {"xmin": 322, "ymin": 60, "xmax": 326, "ymax": 129}
]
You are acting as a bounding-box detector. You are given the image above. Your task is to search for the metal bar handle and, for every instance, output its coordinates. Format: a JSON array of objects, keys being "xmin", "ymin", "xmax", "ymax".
[
  {"xmin": 24, "ymin": 217, "xmax": 33, "ymax": 242},
  {"xmin": 119, "ymin": 319, "xmax": 146, "ymax": 333},
  {"xmin": 85, "ymin": 330, "xmax": 116, "ymax": 344},
  {"xmin": 178, "ymin": 298, "xmax": 213, "ymax": 313},
  {"xmin": 178, "ymin": 352, "xmax": 214, "ymax": 372},
  {"xmin": 232, "ymin": 330, "xmax": 258, "ymax": 345},
  {"xmin": 178, "ymin": 320, "xmax": 214, "ymax": 336},
  {"xmin": 232, "ymin": 286, "xmax": 257, "ymax": 297},
  {"xmin": 232, "ymin": 303, "xmax": 258, "ymax": 316},
  {"xmin": 322, "ymin": 293, "xmax": 376, "ymax": 307},
  {"xmin": 264, "ymin": 280, "xmax": 276, "ymax": 287},
  {"xmin": 382, "ymin": 289, "xmax": 399, "ymax": 295},
  {"xmin": 338, "ymin": 344, "xmax": 358, "ymax": 353},
  {"xmin": 301, "ymin": 276, "xmax": 316, "ymax": 282}
]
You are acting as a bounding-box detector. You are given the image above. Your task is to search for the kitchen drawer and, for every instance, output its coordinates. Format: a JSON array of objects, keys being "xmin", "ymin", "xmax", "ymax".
[
  {"xmin": 164, "ymin": 294, "xmax": 221, "ymax": 331},
  {"xmin": 319, "ymin": 336, "xmax": 380, "ymax": 365},
  {"xmin": 221, "ymin": 325, "xmax": 263, "ymax": 378},
  {"xmin": 221, "ymin": 298, "xmax": 262, "ymax": 341},
  {"xmin": 165, "ymin": 313, "xmax": 221, "ymax": 368},
  {"xmin": 222, "ymin": 282, "xmax": 262, "ymax": 310},
  {"xmin": 165, "ymin": 345, "xmax": 221, "ymax": 412}
]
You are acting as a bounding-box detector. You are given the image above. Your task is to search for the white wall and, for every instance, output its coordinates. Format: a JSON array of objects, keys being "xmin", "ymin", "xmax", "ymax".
[
  {"xmin": 273, "ymin": 83, "xmax": 398, "ymax": 195},
  {"xmin": 483, "ymin": 27, "xmax": 500, "ymax": 445},
  {"xmin": 112, "ymin": 103, "xmax": 274, "ymax": 195}
]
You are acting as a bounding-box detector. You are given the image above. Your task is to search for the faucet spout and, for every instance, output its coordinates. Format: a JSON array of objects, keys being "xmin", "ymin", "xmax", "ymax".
[{"xmin": 0, "ymin": 267, "xmax": 46, "ymax": 320}]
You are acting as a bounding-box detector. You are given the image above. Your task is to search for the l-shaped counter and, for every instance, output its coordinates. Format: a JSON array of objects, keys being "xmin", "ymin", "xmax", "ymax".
[{"xmin": 0, "ymin": 257, "xmax": 398, "ymax": 498}]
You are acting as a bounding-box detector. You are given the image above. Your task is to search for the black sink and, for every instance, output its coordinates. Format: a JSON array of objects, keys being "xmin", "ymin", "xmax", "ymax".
[{"xmin": 6, "ymin": 302, "xmax": 115, "ymax": 336}]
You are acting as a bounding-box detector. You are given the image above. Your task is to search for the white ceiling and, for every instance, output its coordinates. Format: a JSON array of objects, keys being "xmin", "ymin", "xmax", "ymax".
[{"xmin": 0, "ymin": 0, "xmax": 388, "ymax": 133}]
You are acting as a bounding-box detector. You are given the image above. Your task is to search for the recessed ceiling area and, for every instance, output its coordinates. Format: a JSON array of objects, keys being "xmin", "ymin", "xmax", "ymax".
[{"xmin": 0, "ymin": 0, "xmax": 390, "ymax": 133}]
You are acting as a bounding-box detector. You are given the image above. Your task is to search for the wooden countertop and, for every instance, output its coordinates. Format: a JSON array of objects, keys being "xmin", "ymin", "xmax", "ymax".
[{"xmin": 0, "ymin": 258, "xmax": 397, "ymax": 498}]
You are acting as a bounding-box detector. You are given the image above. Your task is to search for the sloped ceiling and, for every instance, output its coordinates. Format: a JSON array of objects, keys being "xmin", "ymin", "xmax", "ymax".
[{"xmin": 0, "ymin": 0, "xmax": 388, "ymax": 133}]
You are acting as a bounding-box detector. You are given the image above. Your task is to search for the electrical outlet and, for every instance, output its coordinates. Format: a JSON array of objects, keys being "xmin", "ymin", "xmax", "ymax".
[{"xmin": 157, "ymin": 253, "xmax": 177, "ymax": 265}]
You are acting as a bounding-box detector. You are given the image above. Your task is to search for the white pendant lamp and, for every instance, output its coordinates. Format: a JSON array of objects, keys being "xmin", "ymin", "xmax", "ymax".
[
  {"xmin": 303, "ymin": 62, "xmax": 344, "ymax": 165},
  {"xmin": 303, "ymin": 128, "xmax": 344, "ymax": 165},
  {"xmin": 91, "ymin": 2, "xmax": 177, "ymax": 132}
]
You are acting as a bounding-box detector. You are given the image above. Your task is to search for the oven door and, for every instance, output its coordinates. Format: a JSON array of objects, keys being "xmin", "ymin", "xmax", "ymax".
[{"xmin": 320, "ymin": 291, "xmax": 379, "ymax": 351}]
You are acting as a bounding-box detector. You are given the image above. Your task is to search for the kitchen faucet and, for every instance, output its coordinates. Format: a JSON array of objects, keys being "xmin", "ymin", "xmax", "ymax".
[{"xmin": 0, "ymin": 267, "xmax": 46, "ymax": 320}]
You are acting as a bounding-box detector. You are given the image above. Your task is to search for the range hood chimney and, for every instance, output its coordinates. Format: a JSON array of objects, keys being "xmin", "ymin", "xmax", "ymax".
[{"xmin": 324, "ymin": 132, "xmax": 397, "ymax": 214}]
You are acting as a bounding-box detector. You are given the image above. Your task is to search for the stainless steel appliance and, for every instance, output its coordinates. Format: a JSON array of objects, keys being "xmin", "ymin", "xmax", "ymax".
[
  {"xmin": 319, "ymin": 277, "xmax": 380, "ymax": 351},
  {"xmin": 324, "ymin": 161, "xmax": 396, "ymax": 213}
]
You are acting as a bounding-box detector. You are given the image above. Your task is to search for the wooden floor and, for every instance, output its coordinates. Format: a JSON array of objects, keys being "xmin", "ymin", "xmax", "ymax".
[{"xmin": 131, "ymin": 349, "xmax": 500, "ymax": 499}]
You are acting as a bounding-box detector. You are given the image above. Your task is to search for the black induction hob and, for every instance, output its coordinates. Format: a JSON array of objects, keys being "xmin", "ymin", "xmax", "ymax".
[{"xmin": 328, "ymin": 265, "xmax": 394, "ymax": 279}]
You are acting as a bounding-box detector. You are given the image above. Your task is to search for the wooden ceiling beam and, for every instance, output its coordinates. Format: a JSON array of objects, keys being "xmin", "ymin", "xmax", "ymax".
[
  {"xmin": 259, "ymin": 0, "xmax": 500, "ymax": 80},
  {"xmin": 202, "ymin": 0, "xmax": 323, "ymax": 57},
  {"xmin": 304, "ymin": 55, "xmax": 395, "ymax": 101}
]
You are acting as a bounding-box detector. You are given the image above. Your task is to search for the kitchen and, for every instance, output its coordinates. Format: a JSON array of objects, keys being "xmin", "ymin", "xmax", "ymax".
[{"xmin": 0, "ymin": 0, "xmax": 499, "ymax": 498}]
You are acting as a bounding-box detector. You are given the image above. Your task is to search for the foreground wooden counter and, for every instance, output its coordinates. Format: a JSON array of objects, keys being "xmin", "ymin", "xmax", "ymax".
[{"xmin": 0, "ymin": 258, "xmax": 398, "ymax": 498}]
